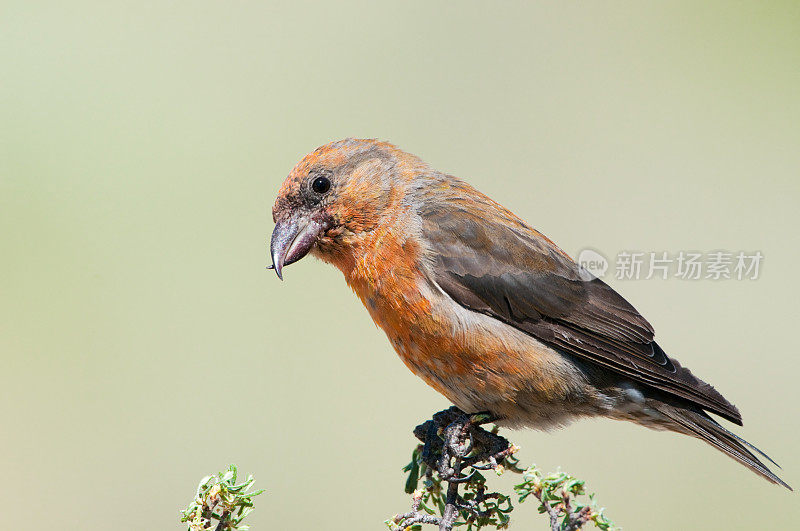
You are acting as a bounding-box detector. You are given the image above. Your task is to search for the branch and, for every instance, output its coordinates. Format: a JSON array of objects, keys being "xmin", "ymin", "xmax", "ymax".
[{"xmin": 387, "ymin": 407, "xmax": 616, "ymax": 531}]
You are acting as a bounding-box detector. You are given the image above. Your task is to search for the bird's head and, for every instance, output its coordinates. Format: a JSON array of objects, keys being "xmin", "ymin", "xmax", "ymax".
[{"xmin": 270, "ymin": 138, "xmax": 420, "ymax": 279}]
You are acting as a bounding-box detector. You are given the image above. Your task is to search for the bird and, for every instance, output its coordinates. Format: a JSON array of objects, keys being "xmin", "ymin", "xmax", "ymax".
[{"xmin": 269, "ymin": 138, "xmax": 789, "ymax": 489}]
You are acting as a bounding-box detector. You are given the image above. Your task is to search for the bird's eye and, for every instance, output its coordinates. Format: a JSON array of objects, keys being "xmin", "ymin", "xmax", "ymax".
[{"xmin": 311, "ymin": 176, "xmax": 331, "ymax": 194}]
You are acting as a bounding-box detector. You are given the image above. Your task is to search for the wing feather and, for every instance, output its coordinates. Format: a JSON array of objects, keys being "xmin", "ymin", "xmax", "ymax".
[{"xmin": 419, "ymin": 191, "xmax": 742, "ymax": 425}]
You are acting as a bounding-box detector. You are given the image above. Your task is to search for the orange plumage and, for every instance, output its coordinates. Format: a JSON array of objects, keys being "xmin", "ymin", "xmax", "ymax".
[{"xmin": 270, "ymin": 138, "xmax": 789, "ymax": 489}]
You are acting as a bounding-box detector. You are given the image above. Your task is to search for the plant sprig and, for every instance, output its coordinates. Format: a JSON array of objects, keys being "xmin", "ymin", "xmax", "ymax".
[
  {"xmin": 515, "ymin": 465, "xmax": 615, "ymax": 531},
  {"xmin": 181, "ymin": 464, "xmax": 264, "ymax": 531}
]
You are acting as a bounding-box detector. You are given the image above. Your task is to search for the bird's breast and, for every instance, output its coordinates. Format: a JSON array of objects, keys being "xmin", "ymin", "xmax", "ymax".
[{"xmin": 319, "ymin": 224, "xmax": 603, "ymax": 427}]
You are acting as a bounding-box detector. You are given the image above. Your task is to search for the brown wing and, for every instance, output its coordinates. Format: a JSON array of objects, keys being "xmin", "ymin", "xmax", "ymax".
[{"xmin": 419, "ymin": 194, "xmax": 742, "ymax": 425}]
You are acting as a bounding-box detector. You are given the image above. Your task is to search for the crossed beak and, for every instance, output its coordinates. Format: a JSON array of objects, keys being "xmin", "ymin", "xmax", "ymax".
[{"xmin": 269, "ymin": 213, "xmax": 327, "ymax": 280}]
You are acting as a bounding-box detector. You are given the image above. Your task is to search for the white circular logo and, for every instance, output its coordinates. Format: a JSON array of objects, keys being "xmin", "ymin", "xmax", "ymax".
[{"xmin": 577, "ymin": 248, "xmax": 609, "ymax": 279}]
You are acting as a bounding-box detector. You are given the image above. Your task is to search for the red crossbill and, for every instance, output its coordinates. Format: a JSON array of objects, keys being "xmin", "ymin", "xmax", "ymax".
[{"xmin": 270, "ymin": 138, "xmax": 789, "ymax": 489}]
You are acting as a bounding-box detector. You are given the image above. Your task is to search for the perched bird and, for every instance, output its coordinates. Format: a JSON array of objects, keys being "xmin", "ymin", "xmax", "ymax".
[{"xmin": 270, "ymin": 138, "xmax": 789, "ymax": 489}]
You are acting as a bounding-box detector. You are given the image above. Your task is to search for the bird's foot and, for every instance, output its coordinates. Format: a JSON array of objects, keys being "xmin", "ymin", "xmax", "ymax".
[
  {"xmin": 412, "ymin": 406, "xmax": 517, "ymax": 477},
  {"xmin": 398, "ymin": 407, "xmax": 521, "ymax": 530}
]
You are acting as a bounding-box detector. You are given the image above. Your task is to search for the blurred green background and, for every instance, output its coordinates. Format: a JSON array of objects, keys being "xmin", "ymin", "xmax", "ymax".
[{"xmin": 2, "ymin": 2, "xmax": 798, "ymax": 529}]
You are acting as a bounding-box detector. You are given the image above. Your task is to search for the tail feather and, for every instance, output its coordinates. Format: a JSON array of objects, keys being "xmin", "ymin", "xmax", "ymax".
[{"xmin": 654, "ymin": 403, "xmax": 791, "ymax": 490}]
